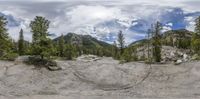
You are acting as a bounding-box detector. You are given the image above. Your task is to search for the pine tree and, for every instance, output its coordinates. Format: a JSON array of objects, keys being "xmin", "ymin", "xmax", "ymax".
[
  {"xmin": 76, "ymin": 45, "xmax": 82, "ymax": 56},
  {"xmin": 18, "ymin": 29, "xmax": 25, "ymax": 55},
  {"xmin": 0, "ymin": 16, "xmax": 12, "ymax": 57},
  {"xmin": 65, "ymin": 44, "xmax": 74, "ymax": 60},
  {"xmin": 122, "ymin": 47, "xmax": 132, "ymax": 62},
  {"xmin": 97, "ymin": 46, "xmax": 103, "ymax": 57},
  {"xmin": 30, "ymin": 16, "xmax": 50, "ymax": 43},
  {"xmin": 30, "ymin": 16, "xmax": 53, "ymax": 59},
  {"xmin": 152, "ymin": 22, "xmax": 162, "ymax": 62},
  {"xmin": 117, "ymin": 30, "xmax": 125, "ymax": 56},
  {"xmin": 58, "ymin": 34, "xmax": 65, "ymax": 57},
  {"xmin": 192, "ymin": 16, "xmax": 200, "ymax": 55}
]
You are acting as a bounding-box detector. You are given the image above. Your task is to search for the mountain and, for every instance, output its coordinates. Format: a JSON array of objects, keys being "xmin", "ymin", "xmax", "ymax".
[
  {"xmin": 162, "ymin": 29, "xmax": 192, "ymax": 39},
  {"xmin": 129, "ymin": 29, "xmax": 194, "ymax": 49},
  {"xmin": 162, "ymin": 29, "xmax": 193, "ymax": 48},
  {"xmin": 127, "ymin": 29, "xmax": 194, "ymax": 61},
  {"xmin": 129, "ymin": 39, "xmax": 149, "ymax": 47},
  {"xmin": 53, "ymin": 33, "xmax": 113, "ymax": 49}
]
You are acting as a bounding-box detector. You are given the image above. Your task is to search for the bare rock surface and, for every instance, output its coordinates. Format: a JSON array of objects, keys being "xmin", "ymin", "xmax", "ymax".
[
  {"xmin": 73, "ymin": 57, "xmax": 150, "ymax": 91},
  {"xmin": 137, "ymin": 46, "xmax": 191, "ymax": 63},
  {"xmin": 1, "ymin": 56, "xmax": 200, "ymax": 99}
]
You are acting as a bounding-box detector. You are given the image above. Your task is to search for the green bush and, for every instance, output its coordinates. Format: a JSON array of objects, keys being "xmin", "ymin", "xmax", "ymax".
[
  {"xmin": 26, "ymin": 56, "xmax": 57, "ymax": 67},
  {"xmin": 0, "ymin": 53, "xmax": 18, "ymax": 61},
  {"xmin": 192, "ymin": 54, "xmax": 200, "ymax": 60},
  {"xmin": 145, "ymin": 59, "xmax": 153, "ymax": 64}
]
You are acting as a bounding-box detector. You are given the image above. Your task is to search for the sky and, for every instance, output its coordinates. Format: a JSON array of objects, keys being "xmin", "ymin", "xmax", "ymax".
[{"xmin": 0, "ymin": 0, "xmax": 200, "ymax": 44}]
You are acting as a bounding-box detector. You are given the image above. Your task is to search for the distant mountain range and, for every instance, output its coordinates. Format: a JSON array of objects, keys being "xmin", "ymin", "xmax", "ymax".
[
  {"xmin": 162, "ymin": 29, "xmax": 192, "ymax": 39},
  {"xmin": 129, "ymin": 29, "xmax": 193, "ymax": 49},
  {"xmin": 53, "ymin": 29, "xmax": 194, "ymax": 50},
  {"xmin": 53, "ymin": 33, "xmax": 113, "ymax": 49}
]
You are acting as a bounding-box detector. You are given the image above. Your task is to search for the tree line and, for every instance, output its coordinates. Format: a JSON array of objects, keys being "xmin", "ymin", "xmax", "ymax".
[{"xmin": 0, "ymin": 16, "xmax": 200, "ymax": 62}]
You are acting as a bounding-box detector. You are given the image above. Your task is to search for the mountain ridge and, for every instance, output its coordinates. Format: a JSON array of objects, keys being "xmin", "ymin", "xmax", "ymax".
[
  {"xmin": 129, "ymin": 29, "xmax": 194, "ymax": 48},
  {"xmin": 53, "ymin": 33, "xmax": 113, "ymax": 52}
]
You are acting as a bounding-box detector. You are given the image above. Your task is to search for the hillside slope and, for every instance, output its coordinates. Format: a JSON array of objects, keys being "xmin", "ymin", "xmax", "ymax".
[
  {"xmin": 54, "ymin": 33, "xmax": 112, "ymax": 49},
  {"xmin": 129, "ymin": 29, "xmax": 193, "ymax": 48},
  {"xmin": 162, "ymin": 29, "xmax": 193, "ymax": 48},
  {"xmin": 128, "ymin": 29, "xmax": 193, "ymax": 61}
]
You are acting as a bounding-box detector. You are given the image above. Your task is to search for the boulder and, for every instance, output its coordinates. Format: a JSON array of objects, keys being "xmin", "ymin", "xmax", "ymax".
[
  {"xmin": 183, "ymin": 54, "xmax": 189, "ymax": 62},
  {"xmin": 46, "ymin": 60, "xmax": 62, "ymax": 71},
  {"xmin": 47, "ymin": 66, "xmax": 62, "ymax": 71},
  {"xmin": 174, "ymin": 59, "xmax": 183, "ymax": 65}
]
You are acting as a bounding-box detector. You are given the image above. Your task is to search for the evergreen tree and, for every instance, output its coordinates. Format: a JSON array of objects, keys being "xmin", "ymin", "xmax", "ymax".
[
  {"xmin": 39, "ymin": 38, "xmax": 55, "ymax": 59},
  {"xmin": 0, "ymin": 16, "xmax": 12, "ymax": 57},
  {"xmin": 76, "ymin": 46, "xmax": 82, "ymax": 56},
  {"xmin": 117, "ymin": 30, "xmax": 125, "ymax": 55},
  {"xmin": 58, "ymin": 34, "xmax": 65, "ymax": 57},
  {"xmin": 122, "ymin": 47, "xmax": 132, "ymax": 62},
  {"xmin": 96, "ymin": 46, "xmax": 103, "ymax": 57},
  {"xmin": 12, "ymin": 40, "xmax": 18, "ymax": 53},
  {"xmin": 192, "ymin": 16, "xmax": 200, "ymax": 55},
  {"xmin": 65, "ymin": 44, "xmax": 75, "ymax": 60},
  {"xmin": 30, "ymin": 16, "xmax": 50, "ymax": 43},
  {"xmin": 30, "ymin": 16, "xmax": 53, "ymax": 59},
  {"xmin": 152, "ymin": 22, "xmax": 162, "ymax": 62},
  {"xmin": 121, "ymin": 46, "xmax": 138, "ymax": 62},
  {"xmin": 18, "ymin": 29, "xmax": 25, "ymax": 55}
]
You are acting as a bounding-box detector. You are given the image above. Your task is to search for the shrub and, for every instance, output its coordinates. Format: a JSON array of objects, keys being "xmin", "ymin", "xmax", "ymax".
[
  {"xmin": 0, "ymin": 53, "xmax": 18, "ymax": 61},
  {"xmin": 26, "ymin": 56, "xmax": 57, "ymax": 68}
]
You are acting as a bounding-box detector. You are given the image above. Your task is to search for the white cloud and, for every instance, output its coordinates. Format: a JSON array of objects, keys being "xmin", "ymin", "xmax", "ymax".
[
  {"xmin": 66, "ymin": 5, "xmax": 121, "ymax": 28},
  {"xmin": 162, "ymin": 26, "xmax": 172, "ymax": 32},
  {"xmin": 166, "ymin": 23, "xmax": 173, "ymax": 27},
  {"xmin": 0, "ymin": 0, "xmax": 200, "ymax": 44},
  {"xmin": 64, "ymin": 5, "xmax": 135, "ymax": 39},
  {"xmin": 185, "ymin": 16, "xmax": 196, "ymax": 31},
  {"xmin": 7, "ymin": 21, "xmax": 32, "ymax": 42}
]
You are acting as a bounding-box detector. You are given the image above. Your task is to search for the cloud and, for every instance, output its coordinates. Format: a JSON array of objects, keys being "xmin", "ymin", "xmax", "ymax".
[
  {"xmin": 185, "ymin": 16, "xmax": 196, "ymax": 31},
  {"xmin": 66, "ymin": 5, "xmax": 121, "ymax": 25},
  {"xmin": 0, "ymin": 0, "xmax": 200, "ymax": 44}
]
